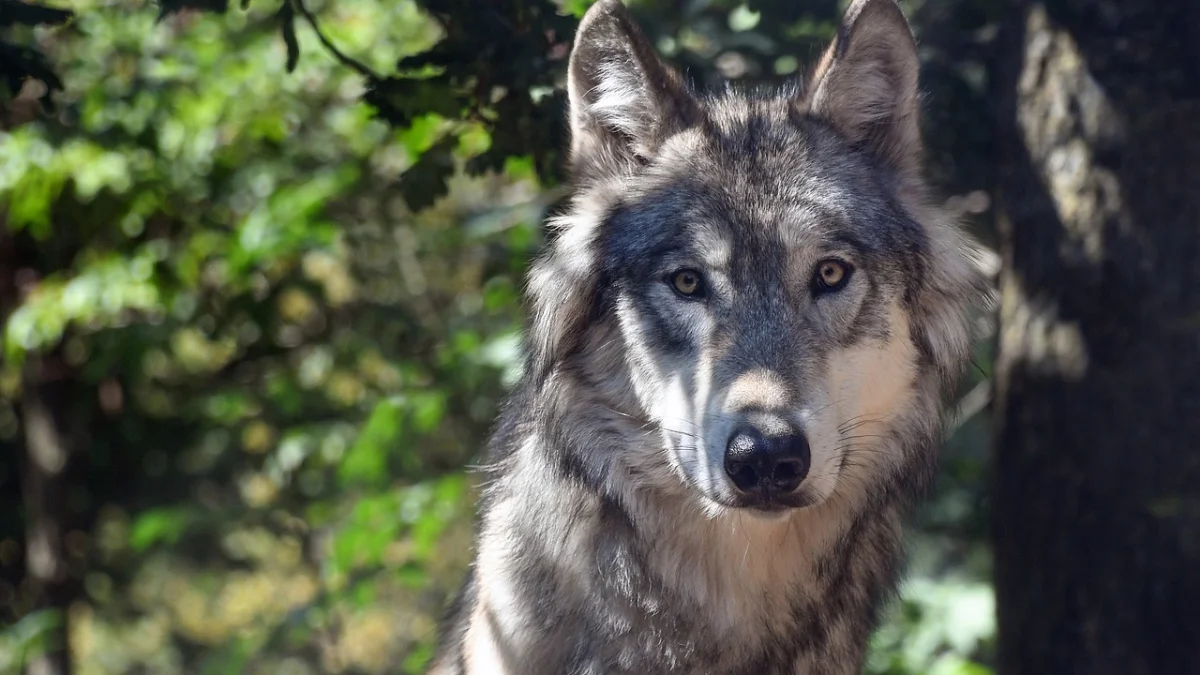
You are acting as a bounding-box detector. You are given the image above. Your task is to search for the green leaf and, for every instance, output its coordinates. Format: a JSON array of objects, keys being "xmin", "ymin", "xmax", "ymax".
[
  {"xmin": 4, "ymin": 251, "xmax": 166, "ymax": 361},
  {"xmin": 330, "ymin": 491, "xmax": 403, "ymax": 573},
  {"xmin": 560, "ymin": 0, "xmax": 594, "ymax": 19},
  {"xmin": 338, "ymin": 397, "xmax": 405, "ymax": 486},
  {"xmin": 129, "ymin": 506, "xmax": 197, "ymax": 552},
  {"xmin": 728, "ymin": 4, "xmax": 762, "ymax": 32},
  {"xmin": 349, "ymin": 577, "xmax": 380, "ymax": 608},
  {"xmin": 410, "ymin": 391, "xmax": 446, "ymax": 434},
  {"xmin": 394, "ymin": 561, "xmax": 427, "ymax": 588},
  {"xmin": 0, "ymin": 609, "xmax": 63, "ymax": 672},
  {"xmin": 402, "ymin": 641, "xmax": 435, "ymax": 675}
]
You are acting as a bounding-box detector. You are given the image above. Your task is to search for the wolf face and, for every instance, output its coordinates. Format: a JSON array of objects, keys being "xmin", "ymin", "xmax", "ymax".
[
  {"xmin": 593, "ymin": 136, "xmax": 932, "ymax": 515},
  {"xmin": 525, "ymin": 0, "xmax": 986, "ymax": 518}
]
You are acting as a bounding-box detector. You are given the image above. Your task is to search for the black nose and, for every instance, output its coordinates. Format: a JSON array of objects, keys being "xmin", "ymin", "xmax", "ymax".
[{"xmin": 724, "ymin": 425, "xmax": 811, "ymax": 496}]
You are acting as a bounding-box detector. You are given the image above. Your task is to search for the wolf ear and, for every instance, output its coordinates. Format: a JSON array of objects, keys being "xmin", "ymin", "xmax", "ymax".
[
  {"xmin": 567, "ymin": 0, "xmax": 699, "ymax": 179},
  {"xmin": 804, "ymin": 0, "xmax": 923, "ymax": 184}
]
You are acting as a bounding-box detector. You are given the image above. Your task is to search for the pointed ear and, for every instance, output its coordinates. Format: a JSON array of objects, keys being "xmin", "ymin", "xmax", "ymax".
[
  {"xmin": 803, "ymin": 0, "xmax": 923, "ymax": 184},
  {"xmin": 567, "ymin": 0, "xmax": 699, "ymax": 180}
]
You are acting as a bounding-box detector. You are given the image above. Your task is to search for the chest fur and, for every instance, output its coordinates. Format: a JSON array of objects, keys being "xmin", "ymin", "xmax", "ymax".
[{"xmin": 470, "ymin": 484, "xmax": 902, "ymax": 675}]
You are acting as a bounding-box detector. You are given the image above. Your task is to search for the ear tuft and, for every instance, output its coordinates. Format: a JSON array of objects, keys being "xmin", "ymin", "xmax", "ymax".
[
  {"xmin": 567, "ymin": 0, "xmax": 698, "ymax": 179},
  {"xmin": 804, "ymin": 0, "xmax": 923, "ymax": 184}
]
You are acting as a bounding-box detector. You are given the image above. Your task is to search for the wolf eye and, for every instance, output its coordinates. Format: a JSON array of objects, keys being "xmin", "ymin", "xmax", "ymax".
[
  {"xmin": 669, "ymin": 269, "xmax": 704, "ymax": 298},
  {"xmin": 813, "ymin": 259, "xmax": 852, "ymax": 293}
]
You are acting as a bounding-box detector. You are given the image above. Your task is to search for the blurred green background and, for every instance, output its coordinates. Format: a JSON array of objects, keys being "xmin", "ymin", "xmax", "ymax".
[{"xmin": 0, "ymin": 0, "xmax": 1004, "ymax": 673}]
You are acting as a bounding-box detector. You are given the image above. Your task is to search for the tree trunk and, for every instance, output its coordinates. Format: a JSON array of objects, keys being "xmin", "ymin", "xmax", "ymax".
[
  {"xmin": 19, "ymin": 353, "xmax": 75, "ymax": 675},
  {"xmin": 991, "ymin": 1, "xmax": 1200, "ymax": 674}
]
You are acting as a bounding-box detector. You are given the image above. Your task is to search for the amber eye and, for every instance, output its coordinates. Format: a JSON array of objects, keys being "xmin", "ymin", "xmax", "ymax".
[
  {"xmin": 669, "ymin": 269, "xmax": 704, "ymax": 297},
  {"xmin": 813, "ymin": 259, "xmax": 851, "ymax": 292}
]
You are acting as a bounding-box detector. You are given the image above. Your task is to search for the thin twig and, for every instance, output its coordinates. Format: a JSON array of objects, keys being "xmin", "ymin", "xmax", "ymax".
[{"xmin": 290, "ymin": 0, "xmax": 379, "ymax": 79}]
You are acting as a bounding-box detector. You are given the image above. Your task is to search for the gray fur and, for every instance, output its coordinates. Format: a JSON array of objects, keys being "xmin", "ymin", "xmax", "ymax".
[{"xmin": 427, "ymin": 1, "xmax": 991, "ymax": 673}]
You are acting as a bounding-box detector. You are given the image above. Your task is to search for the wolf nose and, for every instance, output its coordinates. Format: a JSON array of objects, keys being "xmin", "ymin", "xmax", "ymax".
[{"xmin": 724, "ymin": 426, "xmax": 811, "ymax": 496}]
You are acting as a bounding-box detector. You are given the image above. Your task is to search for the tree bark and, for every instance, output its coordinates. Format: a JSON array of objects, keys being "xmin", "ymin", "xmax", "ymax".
[
  {"xmin": 992, "ymin": 1, "xmax": 1200, "ymax": 673},
  {"xmin": 19, "ymin": 353, "xmax": 75, "ymax": 675}
]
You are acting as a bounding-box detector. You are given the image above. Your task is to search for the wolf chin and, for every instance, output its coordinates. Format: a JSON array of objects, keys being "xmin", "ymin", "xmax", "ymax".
[{"xmin": 427, "ymin": 0, "xmax": 991, "ymax": 673}]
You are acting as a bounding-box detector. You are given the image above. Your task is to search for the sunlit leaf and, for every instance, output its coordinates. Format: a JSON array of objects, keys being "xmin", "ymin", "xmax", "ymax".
[
  {"xmin": 129, "ymin": 507, "xmax": 198, "ymax": 552},
  {"xmin": 339, "ymin": 397, "xmax": 404, "ymax": 487},
  {"xmin": 0, "ymin": 609, "xmax": 62, "ymax": 671}
]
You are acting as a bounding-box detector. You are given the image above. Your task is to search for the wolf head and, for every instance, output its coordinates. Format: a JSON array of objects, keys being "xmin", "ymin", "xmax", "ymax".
[{"xmin": 526, "ymin": 0, "xmax": 989, "ymax": 516}]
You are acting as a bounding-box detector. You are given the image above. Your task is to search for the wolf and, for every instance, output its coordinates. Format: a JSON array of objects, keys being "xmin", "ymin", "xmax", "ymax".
[{"xmin": 426, "ymin": 0, "xmax": 990, "ymax": 673}]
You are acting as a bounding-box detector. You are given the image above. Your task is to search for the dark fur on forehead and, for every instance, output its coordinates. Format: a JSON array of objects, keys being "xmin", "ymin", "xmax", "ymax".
[
  {"xmin": 525, "ymin": 0, "xmax": 987, "ymax": 389},
  {"xmin": 624, "ymin": 95, "xmax": 931, "ymax": 286}
]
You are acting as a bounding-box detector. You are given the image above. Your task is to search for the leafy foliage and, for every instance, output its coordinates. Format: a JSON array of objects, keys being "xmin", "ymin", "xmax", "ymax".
[
  {"xmin": 0, "ymin": 0, "xmax": 1003, "ymax": 673},
  {"xmin": 0, "ymin": 1, "xmax": 72, "ymax": 109}
]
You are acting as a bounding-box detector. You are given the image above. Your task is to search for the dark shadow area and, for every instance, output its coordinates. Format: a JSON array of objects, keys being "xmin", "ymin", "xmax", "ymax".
[{"xmin": 991, "ymin": 2, "xmax": 1200, "ymax": 673}]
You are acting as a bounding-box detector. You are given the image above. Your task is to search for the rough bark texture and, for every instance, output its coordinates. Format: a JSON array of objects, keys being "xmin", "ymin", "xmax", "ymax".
[{"xmin": 992, "ymin": 1, "xmax": 1200, "ymax": 673}]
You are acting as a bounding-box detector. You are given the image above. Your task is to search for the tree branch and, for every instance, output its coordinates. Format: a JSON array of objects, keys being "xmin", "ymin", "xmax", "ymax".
[{"xmin": 289, "ymin": 0, "xmax": 379, "ymax": 80}]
